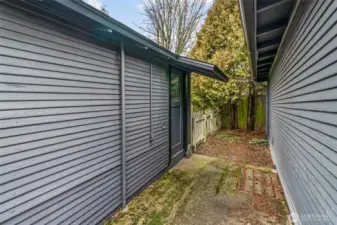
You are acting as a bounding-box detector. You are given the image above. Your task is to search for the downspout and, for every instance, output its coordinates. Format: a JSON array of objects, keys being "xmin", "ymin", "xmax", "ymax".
[
  {"xmin": 150, "ymin": 58, "xmax": 154, "ymax": 141},
  {"xmin": 266, "ymin": 85, "xmax": 269, "ymax": 136},
  {"xmin": 120, "ymin": 41, "xmax": 126, "ymax": 210},
  {"xmin": 168, "ymin": 66, "xmax": 172, "ymax": 166}
]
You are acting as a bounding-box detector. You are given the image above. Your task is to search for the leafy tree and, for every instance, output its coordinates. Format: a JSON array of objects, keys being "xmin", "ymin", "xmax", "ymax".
[
  {"xmin": 189, "ymin": 0, "xmax": 252, "ymax": 111},
  {"xmin": 140, "ymin": 0, "xmax": 207, "ymax": 55}
]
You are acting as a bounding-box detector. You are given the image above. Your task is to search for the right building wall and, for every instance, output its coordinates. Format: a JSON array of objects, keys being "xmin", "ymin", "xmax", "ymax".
[{"xmin": 268, "ymin": 0, "xmax": 337, "ymax": 224}]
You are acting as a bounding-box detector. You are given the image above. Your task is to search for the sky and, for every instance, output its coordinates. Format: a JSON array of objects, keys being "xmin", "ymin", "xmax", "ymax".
[{"xmin": 85, "ymin": 0, "xmax": 213, "ymax": 34}]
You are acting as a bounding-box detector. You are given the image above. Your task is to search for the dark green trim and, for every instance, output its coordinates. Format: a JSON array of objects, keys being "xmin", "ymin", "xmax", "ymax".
[
  {"xmin": 176, "ymin": 57, "xmax": 228, "ymax": 82},
  {"xmin": 168, "ymin": 66, "xmax": 188, "ymax": 167}
]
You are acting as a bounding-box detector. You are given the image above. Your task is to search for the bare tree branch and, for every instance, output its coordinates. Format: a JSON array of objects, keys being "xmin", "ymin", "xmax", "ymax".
[{"xmin": 140, "ymin": 0, "xmax": 207, "ymax": 55}]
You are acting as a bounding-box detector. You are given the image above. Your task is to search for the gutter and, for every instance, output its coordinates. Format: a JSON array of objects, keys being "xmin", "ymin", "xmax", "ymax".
[{"xmin": 176, "ymin": 57, "xmax": 228, "ymax": 82}]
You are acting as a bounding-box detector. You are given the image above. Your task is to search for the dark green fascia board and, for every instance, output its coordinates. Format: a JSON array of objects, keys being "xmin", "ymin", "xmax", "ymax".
[
  {"xmin": 176, "ymin": 57, "xmax": 228, "ymax": 82},
  {"xmin": 213, "ymin": 66, "xmax": 228, "ymax": 82}
]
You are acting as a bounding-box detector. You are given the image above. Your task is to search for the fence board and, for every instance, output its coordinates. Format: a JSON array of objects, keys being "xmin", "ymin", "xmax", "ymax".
[{"xmin": 191, "ymin": 109, "xmax": 221, "ymax": 148}]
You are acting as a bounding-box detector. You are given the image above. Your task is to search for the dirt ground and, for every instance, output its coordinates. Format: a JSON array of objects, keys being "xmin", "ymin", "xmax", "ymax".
[
  {"xmin": 105, "ymin": 154, "xmax": 290, "ymax": 225},
  {"xmin": 196, "ymin": 129, "xmax": 273, "ymax": 168}
]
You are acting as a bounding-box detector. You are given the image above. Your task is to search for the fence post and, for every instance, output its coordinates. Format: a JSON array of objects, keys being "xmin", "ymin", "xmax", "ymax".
[
  {"xmin": 203, "ymin": 112, "xmax": 207, "ymax": 141},
  {"xmin": 191, "ymin": 105, "xmax": 196, "ymax": 150}
]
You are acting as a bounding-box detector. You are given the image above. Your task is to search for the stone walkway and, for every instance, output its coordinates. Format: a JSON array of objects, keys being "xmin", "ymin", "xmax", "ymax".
[
  {"xmin": 241, "ymin": 166, "xmax": 285, "ymax": 200},
  {"xmin": 105, "ymin": 155, "xmax": 290, "ymax": 225}
]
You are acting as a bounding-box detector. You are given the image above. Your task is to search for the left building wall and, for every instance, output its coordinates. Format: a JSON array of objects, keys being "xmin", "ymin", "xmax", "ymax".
[{"xmin": 0, "ymin": 2, "xmax": 169, "ymax": 225}]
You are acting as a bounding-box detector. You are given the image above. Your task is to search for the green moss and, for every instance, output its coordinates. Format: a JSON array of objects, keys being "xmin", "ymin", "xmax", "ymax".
[
  {"xmin": 107, "ymin": 157, "xmax": 212, "ymax": 225},
  {"xmin": 216, "ymin": 164, "xmax": 243, "ymax": 195},
  {"xmin": 238, "ymin": 97, "xmax": 248, "ymax": 129},
  {"xmin": 146, "ymin": 211, "xmax": 169, "ymax": 225},
  {"xmin": 254, "ymin": 97, "xmax": 266, "ymax": 131},
  {"xmin": 216, "ymin": 166, "xmax": 229, "ymax": 194},
  {"xmin": 131, "ymin": 216, "xmax": 140, "ymax": 225}
]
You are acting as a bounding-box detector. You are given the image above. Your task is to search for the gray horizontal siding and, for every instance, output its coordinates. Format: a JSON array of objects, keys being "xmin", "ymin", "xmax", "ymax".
[
  {"xmin": 269, "ymin": 0, "xmax": 337, "ymax": 224},
  {"xmin": 125, "ymin": 56, "xmax": 169, "ymax": 198},
  {"xmin": 0, "ymin": 3, "xmax": 121, "ymax": 225}
]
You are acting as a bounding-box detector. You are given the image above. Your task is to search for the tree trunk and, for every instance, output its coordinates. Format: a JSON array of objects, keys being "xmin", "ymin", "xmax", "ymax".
[
  {"xmin": 247, "ymin": 87, "xmax": 256, "ymax": 131},
  {"xmin": 230, "ymin": 102, "xmax": 238, "ymax": 130},
  {"xmin": 221, "ymin": 102, "xmax": 231, "ymax": 129}
]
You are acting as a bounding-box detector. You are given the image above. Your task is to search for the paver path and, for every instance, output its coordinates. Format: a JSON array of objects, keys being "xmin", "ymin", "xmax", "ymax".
[{"xmin": 242, "ymin": 167, "xmax": 284, "ymax": 200}]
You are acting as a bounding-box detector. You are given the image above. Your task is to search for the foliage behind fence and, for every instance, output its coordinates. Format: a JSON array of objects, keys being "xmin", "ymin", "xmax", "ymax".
[
  {"xmin": 222, "ymin": 96, "xmax": 266, "ymax": 130},
  {"xmin": 253, "ymin": 97, "xmax": 266, "ymax": 131},
  {"xmin": 191, "ymin": 96, "xmax": 266, "ymax": 147}
]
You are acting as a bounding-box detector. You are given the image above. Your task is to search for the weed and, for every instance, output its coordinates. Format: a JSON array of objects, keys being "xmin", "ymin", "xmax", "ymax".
[
  {"xmin": 249, "ymin": 138, "xmax": 268, "ymax": 145},
  {"xmin": 215, "ymin": 132, "xmax": 242, "ymax": 143}
]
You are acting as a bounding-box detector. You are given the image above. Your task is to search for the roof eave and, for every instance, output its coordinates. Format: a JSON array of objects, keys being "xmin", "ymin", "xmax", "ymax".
[
  {"xmin": 176, "ymin": 57, "xmax": 228, "ymax": 82},
  {"xmin": 238, "ymin": 0, "xmax": 257, "ymax": 81},
  {"xmin": 239, "ymin": 0, "xmax": 296, "ymax": 83}
]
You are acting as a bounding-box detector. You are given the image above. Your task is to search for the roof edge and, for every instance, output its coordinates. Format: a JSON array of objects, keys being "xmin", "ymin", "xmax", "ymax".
[
  {"xmin": 238, "ymin": 0, "xmax": 257, "ymax": 81},
  {"xmin": 238, "ymin": 0, "xmax": 255, "ymax": 81},
  {"xmin": 51, "ymin": 0, "xmax": 228, "ymax": 82},
  {"xmin": 176, "ymin": 57, "xmax": 228, "ymax": 82},
  {"xmin": 267, "ymin": 0, "xmax": 301, "ymax": 80},
  {"xmin": 54, "ymin": 0, "xmax": 176, "ymax": 60},
  {"xmin": 239, "ymin": 0, "xmax": 296, "ymax": 82}
]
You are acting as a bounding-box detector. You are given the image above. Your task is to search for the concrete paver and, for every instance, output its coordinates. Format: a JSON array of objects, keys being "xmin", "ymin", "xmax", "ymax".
[
  {"xmin": 264, "ymin": 174, "xmax": 275, "ymax": 197},
  {"xmin": 244, "ymin": 168, "xmax": 254, "ymax": 192},
  {"xmin": 254, "ymin": 171, "xmax": 264, "ymax": 195}
]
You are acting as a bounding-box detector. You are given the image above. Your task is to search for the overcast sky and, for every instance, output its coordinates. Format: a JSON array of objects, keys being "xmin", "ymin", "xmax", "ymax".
[{"xmin": 85, "ymin": 0, "xmax": 213, "ymax": 34}]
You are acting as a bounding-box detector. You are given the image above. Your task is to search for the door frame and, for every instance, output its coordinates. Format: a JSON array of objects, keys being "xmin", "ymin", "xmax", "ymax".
[{"xmin": 168, "ymin": 66, "xmax": 188, "ymax": 167}]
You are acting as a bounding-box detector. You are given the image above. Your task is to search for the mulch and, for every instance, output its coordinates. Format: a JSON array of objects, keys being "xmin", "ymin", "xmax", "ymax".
[{"xmin": 195, "ymin": 129, "xmax": 273, "ymax": 168}]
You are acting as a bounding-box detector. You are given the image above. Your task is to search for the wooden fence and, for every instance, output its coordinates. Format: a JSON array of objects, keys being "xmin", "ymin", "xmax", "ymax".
[
  {"xmin": 191, "ymin": 109, "xmax": 221, "ymax": 148},
  {"xmin": 191, "ymin": 96, "xmax": 266, "ymax": 149}
]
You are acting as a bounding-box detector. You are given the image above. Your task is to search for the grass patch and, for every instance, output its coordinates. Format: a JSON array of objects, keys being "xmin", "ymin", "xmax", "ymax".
[
  {"xmin": 215, "ymin": 132, "xmax": 242, "ymax": 143},
  {"xmin": 217, "ymin": 164, "xmax": 242, "ymax": 195},
  {"xmin": 146, "ymin": 211, "xmax": 169, "ymax": 225},
  {"xmin": 248, "ymin": 138, "xmax": 268, "ymax": 145}
]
